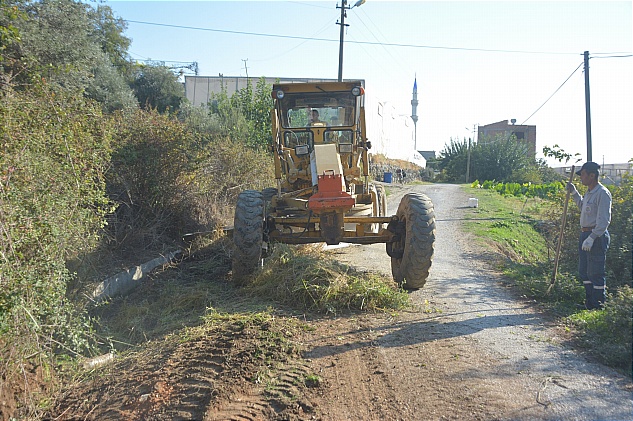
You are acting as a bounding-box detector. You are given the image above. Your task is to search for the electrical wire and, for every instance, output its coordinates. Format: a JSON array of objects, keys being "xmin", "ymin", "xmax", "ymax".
[
  {"xmin": 124, "ymin": 19, "xmax": 587, "ymax": 56},
  {"xmin": 250, "ymin": 17, "xmax": 334, "ymax": 62},
  {"xmin": 521, "ymin": 61, "xmax": 584, "ymax": 125},
  {"xmin": 591, "ymin": 54, "xmax": 633, "ymax": 59},
  {"xmin": 351, "ymin": 9, "xmax": 411, "ymax": 75}
]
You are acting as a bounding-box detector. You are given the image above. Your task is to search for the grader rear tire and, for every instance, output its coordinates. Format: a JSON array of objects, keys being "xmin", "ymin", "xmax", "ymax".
[
  {"xmin": 232, "ymin": 190, "xmax": 264, "ymax": 286},
  {"xmin": 391, "ymin": 193, "xmax": 435, "ymax": 290}
]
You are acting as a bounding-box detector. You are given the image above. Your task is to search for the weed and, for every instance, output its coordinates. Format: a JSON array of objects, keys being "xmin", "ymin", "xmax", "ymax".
[{"xmin": 305, "ymin": 374, "xmax": 321, "ymax": 387}]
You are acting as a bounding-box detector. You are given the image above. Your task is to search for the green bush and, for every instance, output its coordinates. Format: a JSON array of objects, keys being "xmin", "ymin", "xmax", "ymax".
[
  {"xmin": 607, "ymin": 174, "xmax": 632, "ymax": 289},
  {"xmin": 106, "ymin": 108, "xmax": 274, "ymax": 250},
  {"xmin": 0, "ymin": 84, "xmax": 112, "ymax": 359},
  {"xmin": 472, "ymin": 179, "xmax": 564, "ymax": 199},
  {"xmin": 567, "ymin": 285, "xmax": 632, "ymax": 369}
]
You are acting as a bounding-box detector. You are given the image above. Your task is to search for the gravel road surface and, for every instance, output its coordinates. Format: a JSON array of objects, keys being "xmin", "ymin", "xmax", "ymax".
[{"xmin": 330, "ymin": 182, "xmax": 632, "ymax": 420}]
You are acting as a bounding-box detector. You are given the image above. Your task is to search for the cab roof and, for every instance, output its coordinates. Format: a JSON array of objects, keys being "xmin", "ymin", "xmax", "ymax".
[{"xmin": 272, "ymin": 81, "xmax": 364, "ymax": 94}]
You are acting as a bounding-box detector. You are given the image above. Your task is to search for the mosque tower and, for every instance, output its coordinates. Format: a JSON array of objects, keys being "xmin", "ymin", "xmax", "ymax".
[{"xmin": 411, "ymin": 76, "xmax": 419, "ymax": 151}]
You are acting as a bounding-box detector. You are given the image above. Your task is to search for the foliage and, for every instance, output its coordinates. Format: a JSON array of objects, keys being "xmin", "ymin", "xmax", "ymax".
[
  {"xmin": 106, "ymin": 108, "xmax": 274, "ymax": 250},
  {"xmin": 465, "ymin": 182, "xmax": 632, "ymax": 370},
  {"xmin": 542, "ymin": 144, "xmax": 582, "ymax": 165},
  {"xmin": 439, "ymin": 134, "xmax": 537, "ymax": 183},
  {"xmin": 1, "ymin": 0, "xmax": 136, "ymax": 112},
  {"xmin": 0, "ymin": 0, "xmax": 25, "ymax": 83},
  {"xmin": 17, "ymin": 0, "xmax": 102, "ymax": 88},
  {"xmin": 472, "ymin": 179, "xmax": 564, "ymax": 199},
  {"xmin": 566, "ymin": 285, "xmax": 632, "ymax": 369},
  {"xmin": 0, "ymin": 84, "xmax": 112, "ymax": 372},
  {"xmin": 87, "ymin": 3, "xmax": 133, "ymax": 76},
  {"xmin": 85, "ymin": 53, "xmax": 138, "ymax": 112},
  {"xmin": 131, "ymin": 64, "xmax": 185, "ymax": 113},
  {"xmin": 607, "ymin": 173, "xmax": 632, "ymax": 288},
  {"xmin": 209, "ymin": 76, "xmax": 274, "ymax": 150},
  {"xmin": 436, "ymin": 137, "xmax": 469, "ymax": 182}
]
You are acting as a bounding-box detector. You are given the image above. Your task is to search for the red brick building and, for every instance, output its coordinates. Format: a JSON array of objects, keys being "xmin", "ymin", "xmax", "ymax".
[{"xmin": 477, "ymin": 120, "xmax": 536, "ymax": 158}]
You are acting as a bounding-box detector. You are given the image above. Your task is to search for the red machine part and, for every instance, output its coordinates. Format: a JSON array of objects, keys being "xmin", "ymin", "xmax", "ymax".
[{"xmin": 307, "ymin": 172, "xmax": 355, "ymax": 212}]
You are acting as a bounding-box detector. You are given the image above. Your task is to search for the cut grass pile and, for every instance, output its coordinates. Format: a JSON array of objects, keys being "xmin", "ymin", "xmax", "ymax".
[
  {"xmin": 247, "ymin": 244, "xmax": 410, "ymax": 314},
  {"xmin": 91, "ymin": 239, "xmax": 409, "ymax": 353}
]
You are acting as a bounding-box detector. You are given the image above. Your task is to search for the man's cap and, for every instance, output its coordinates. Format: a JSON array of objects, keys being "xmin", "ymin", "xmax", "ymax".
[{"xmin": 575, "ymin": 161, "xmax": 600, "ymax": 175}]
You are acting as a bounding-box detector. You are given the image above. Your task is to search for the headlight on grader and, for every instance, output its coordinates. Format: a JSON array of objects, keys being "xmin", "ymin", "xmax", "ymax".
[
  {"xmin": 295, "ymin": 144, "xmax": 309, "ymax": 156},
  {"xmin": 273, "ymin": 89, "xmax": 285, "ymax": 99},
  {"xmin": 339, "ymin": 143, "xmax": 353, "ymax": 154},
  {"xmin": 351, "ymin": 86, "xmax": 364, "ymax": 96}
]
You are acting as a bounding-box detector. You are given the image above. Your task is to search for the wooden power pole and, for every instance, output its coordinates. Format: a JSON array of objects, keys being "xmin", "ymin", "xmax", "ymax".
[{"xmin": 584, "ymin": 51, "xmax": 592, "ymax": 162}]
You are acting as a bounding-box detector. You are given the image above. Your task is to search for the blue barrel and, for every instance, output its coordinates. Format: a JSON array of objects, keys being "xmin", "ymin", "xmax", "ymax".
[{"xmin": 384, "ymin": 172, "xmax": 393, "ymax": 183}]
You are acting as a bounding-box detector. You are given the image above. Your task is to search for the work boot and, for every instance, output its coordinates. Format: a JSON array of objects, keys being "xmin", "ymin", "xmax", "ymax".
[{"xmin": 585, "ymin": 290, "xmax": 604, "ymax": 310}]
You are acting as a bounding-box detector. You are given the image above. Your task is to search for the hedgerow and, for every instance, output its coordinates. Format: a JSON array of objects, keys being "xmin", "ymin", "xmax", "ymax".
[
  {"xmin": 1, "ymin": 84, "xmax": 113, "ymax": 407},
  {"xmin": 471, "ymin": 179, "xmax": 564, "ymax": 199}
]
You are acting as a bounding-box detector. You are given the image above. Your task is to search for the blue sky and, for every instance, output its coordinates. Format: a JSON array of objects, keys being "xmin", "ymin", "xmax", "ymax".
[{"xmin": 103, "ymin": 1, "xmax": 632, "ymax": 166}]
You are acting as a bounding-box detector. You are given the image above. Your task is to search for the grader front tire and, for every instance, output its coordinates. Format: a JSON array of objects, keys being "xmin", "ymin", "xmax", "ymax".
[
  {"xmin": 391, "ymin": 193, "xmax": 435, "ymax": 290},
  {"xmin": 232, "ymin": 190, "xmax": 264, "ymax": 286}
]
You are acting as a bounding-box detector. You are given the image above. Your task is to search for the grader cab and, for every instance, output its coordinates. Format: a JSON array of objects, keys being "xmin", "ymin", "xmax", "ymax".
[{"xmin": 232, "ymin": 81, "xmax": 435, "ymax": 289}]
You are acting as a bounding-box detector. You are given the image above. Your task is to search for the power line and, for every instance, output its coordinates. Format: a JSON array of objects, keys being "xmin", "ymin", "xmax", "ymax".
[
  {"xmin": 352, "ymin": 9, "xmax": 410, "ymax": 75},
  {"xmin": 591, "ymin": 54, "xmax": 633, "ymax": 59},
  {"xmin": 521, "ymin": 61, "xmax": 584, "ymax": 125},
  {"xmin": 249, "ymin": 17, "xmax": 334, "ymax": 63},
  {"xmin": 124, "ymin": 19, "xmax": 589, "ymax": 56}
]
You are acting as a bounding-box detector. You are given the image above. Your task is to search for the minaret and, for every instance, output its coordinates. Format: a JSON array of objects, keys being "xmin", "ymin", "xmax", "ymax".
[{"xmin": 411, "ymin": 76, "xmax": 419, "ymax": 151}]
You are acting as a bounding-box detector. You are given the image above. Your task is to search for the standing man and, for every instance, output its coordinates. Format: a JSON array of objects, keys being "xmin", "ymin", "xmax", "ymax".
[{"xmin": 567, "ymin": 162, "xmax": 612, "ymax": 310}]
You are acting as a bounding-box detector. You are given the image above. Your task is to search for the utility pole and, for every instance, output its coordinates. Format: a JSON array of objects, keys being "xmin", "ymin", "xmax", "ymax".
[
  {"xmin": 337, "ymin": 0, "xmax": 365, "ymax": 82},
  {"xmin": 584, "ymin": 51, "xmax": 592, "ymax": 161},
  {"xmin": 242, "ymin": 58, "xmax": 249, "ymax": 80},
  {"xmin": 466, "ymin": 138, "xmax": 471, "ymax": 183},
  {"xmin": 337, "ymin": 1, "xmax": 350, "ymax": 82}
]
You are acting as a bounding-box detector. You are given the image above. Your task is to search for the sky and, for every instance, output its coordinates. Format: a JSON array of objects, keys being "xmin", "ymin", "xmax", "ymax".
[{"xmin": 102, "ymin": 1, "xmax": 632, "ymax": 166}]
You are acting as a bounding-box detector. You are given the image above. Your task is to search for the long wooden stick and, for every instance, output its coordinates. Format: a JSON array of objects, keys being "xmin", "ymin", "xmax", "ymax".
[{"xmin": 547, "ymin": 165, "xmax": 575, "ymax": 294}]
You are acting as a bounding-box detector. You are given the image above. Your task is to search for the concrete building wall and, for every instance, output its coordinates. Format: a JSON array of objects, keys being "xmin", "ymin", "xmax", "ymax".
[
  {"xmin": 478, "ymin": 120, "xmax": 537, "ymax": 158},
  {"xmin": 553, "ymin": 162, "xmax": 633, "ymax": 186},
  {"xmin": 185, "ymin": 76, "xmax": 362, "ymax": 107}
]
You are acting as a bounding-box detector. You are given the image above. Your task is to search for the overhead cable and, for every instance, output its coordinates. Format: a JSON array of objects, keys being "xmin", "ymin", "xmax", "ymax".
[
  {"xmin": 521, "ymin": 61, "xmax": 584, "ymax": 125},
  {"xmin": 124, "ymin": 19, "xmax": 586, "ymax": 56}
]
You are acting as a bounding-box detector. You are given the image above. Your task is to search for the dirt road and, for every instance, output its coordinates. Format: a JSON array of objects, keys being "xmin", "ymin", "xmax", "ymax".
[
  {"xmin": 315, "ymin": 182, "xmax": 632, "ymax": 420},
  {"xmin": 51, "ymin": 183, "xmax": 632, "ymax": 421}
]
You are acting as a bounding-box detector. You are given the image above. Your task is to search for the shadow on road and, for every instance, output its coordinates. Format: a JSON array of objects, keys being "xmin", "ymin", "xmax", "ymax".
[{"xmin": 306, "ymin": 311, "xmax": 543, "ymax": 358}]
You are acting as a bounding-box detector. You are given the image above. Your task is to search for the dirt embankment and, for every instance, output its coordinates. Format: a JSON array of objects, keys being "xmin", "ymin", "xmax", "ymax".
[{"xmin": 49, "ymin": 183, "xmax": 632, "ymax": 421}]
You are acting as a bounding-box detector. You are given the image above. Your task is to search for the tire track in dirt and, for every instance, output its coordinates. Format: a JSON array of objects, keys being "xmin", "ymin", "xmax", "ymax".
[
  {"xmin": 304, "ymin": 317, "xmax": 410, "ymax": 420},
  {"xmin": 51, "ymin": 318, "xmax": 316, "ymax": 420}
]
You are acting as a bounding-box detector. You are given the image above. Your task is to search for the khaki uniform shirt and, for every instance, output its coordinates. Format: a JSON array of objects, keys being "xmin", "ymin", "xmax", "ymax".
[{"xmin": 571, "ymin": 182, "xmax": 612, "ymax": 239}]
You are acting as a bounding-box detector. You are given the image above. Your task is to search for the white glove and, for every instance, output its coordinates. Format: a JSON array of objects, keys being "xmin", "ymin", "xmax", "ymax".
[
  {"xmin": 582, "ymin": 237, "xmax": 594, "ymax": 251},
  {"xmin": 566, "ymin": 182, "xmax": 578, "ymax": 195}
]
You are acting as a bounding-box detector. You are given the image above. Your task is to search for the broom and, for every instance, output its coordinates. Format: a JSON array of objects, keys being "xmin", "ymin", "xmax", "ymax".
[{"xmin": 547, "ymin": 165, "xmax": 575, "ymax": 294}]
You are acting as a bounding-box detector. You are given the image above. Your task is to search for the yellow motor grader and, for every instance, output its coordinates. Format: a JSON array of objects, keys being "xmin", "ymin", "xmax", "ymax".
[{"xmin": 232, "ymin": 81, "xmax": 435, "ymax": 289}]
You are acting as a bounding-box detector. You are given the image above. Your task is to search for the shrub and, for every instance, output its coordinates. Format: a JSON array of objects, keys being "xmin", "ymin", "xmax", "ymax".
[
  {"xmin": 1, "ymin": 84, "xmax": 112, "ymax": 415},
  {"xmin": 567, "ymin": 285, "xmax": 632, "ymax": 369},
  {"xmin": 106, "ymin": 108, "xmax": 275, "ymax": 250}
]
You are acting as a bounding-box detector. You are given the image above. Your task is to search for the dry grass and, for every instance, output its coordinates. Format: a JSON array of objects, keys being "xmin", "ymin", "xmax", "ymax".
[{"xmin": 246, "ymin": 244, "xmax": 410, "ymax": 314}]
